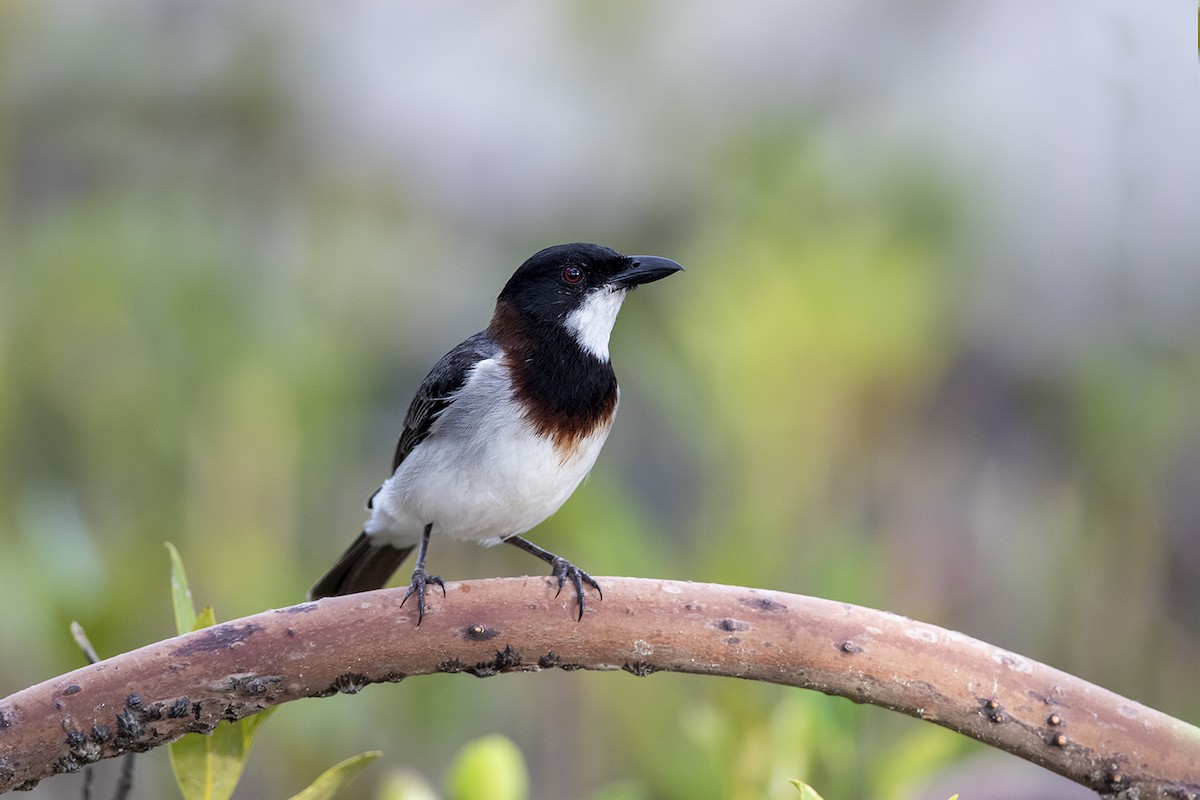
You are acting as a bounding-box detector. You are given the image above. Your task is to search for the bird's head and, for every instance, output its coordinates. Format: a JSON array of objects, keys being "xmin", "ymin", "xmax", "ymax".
[{"xmin": 495, "ymin": 243, "xmax": 683, "ymax": 360}]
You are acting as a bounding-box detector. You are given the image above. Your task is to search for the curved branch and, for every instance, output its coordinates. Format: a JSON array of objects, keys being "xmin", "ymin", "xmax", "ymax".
[{"xmin": 1, "ymin": 577, "xmax": 1198, "ymax": 796}]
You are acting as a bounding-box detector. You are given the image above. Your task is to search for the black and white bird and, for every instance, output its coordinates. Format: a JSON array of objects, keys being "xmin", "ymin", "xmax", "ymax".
[{"xmin": 309, "ymin": 243, "xmax": 683, "ymax": 623}]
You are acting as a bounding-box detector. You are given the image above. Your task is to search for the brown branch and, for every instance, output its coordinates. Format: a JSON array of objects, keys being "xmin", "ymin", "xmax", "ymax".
[{"xmin": 2, "ymin": 577, "xmax": 1198, "ymax": 797}]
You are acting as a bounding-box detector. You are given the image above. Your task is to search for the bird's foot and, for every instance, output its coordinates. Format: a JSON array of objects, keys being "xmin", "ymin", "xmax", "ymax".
[
  {"xmin": 400, "ymin": 567, "xmax": 445, "ymax": 625},
  {"xmin": 550, "ymin": 557, "xmax": 602, "ymax": 620}
]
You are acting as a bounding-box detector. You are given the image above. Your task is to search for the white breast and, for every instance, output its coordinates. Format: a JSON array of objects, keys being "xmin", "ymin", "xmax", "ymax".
[{"xmin": 364, "ymin": 358, "xmax": 616, "ymax": 546}]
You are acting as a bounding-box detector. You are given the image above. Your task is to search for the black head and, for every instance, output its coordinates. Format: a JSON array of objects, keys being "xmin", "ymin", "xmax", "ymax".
[{"xmin": 496, "ymin": 243, "xmax": 683, "ymax": 325}]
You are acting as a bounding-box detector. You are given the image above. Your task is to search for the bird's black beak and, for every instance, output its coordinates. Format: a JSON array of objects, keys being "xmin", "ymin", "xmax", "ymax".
[{"xmin": 611, "ymin": 255, "xmax": 685, "ymax": 288}]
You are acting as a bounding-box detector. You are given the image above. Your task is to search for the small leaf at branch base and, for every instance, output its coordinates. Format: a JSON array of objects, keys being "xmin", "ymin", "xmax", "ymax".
[
  {"xmin": 167, "ymin": 543, "xmax": 273, "ymax": 800},
  {"xmin": 168, "ymin": 707, "xmax": 276, "ymax": 800},
  {"xmin": 289, "ymin": 751, "xmax": 382, "ymax": 800},
  {"xmin": 192, "ymin": 606, "xmax": 216, "ymax": 631},
  {"xmin": 165, "ymin": 542, "xmax": 198, "ymax": 636},
  {"xmin": 789, "ymin": 779, "xmax": 826, "ymax": 800}
]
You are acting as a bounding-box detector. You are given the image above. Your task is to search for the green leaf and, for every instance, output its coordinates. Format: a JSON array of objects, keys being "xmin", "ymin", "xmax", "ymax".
[
  {"xmin": 192, "ymin": 606, "xmax": 217, "ymax": 631},
  {"xmin": 168, "ymin": 709, "xmax": 277, "ymax": 800},
  {"xmin": 166, "ymin": 542, "xmax": 272, "ymax": 800},
  {"xmin": 445, "ymin": 735, "xmax": 528, "ymax": 800},
  {"xmin": 790, "ymin": 779, "xmax": 826, "ymax": 800},
  {"xmin": 289, "ymin": 750, "xmax": 382, "ymax": 800},
  {"xmin": 165, "ymin": 542, "xmax": 197, "ymax": 636}
]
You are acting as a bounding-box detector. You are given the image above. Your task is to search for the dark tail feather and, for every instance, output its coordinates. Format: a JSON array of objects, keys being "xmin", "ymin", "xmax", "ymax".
[{"xmin": 309, "ymin": 533, "xmax": 414, "ymax": 599}]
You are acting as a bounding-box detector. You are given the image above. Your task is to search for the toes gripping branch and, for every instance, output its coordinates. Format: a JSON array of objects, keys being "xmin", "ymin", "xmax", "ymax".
[
  {"xmin": 506, "ymin": 535, "xmax": 602, "ymax": 620},
  {"xmin": 395, "ymin": 527, "xmax": 602, "ymax": 624},
  {"xmin": 399, "ymin": 524, "xmax": 444, "ymax": 626},
  {"xmin": 550, "ymin": 557, "xmax": 602, "ymax": 620}
]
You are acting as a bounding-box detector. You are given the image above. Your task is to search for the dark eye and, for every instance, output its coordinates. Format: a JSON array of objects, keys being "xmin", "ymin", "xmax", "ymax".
[{"xmin": 562, "ymin": 266, "xmax": 583, "ymax": 284}]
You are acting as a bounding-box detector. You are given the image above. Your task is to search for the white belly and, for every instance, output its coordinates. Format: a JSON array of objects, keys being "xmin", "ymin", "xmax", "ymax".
[{"xmin": 363, "ymin": 358, "xmax": 615, "ymax": 546}]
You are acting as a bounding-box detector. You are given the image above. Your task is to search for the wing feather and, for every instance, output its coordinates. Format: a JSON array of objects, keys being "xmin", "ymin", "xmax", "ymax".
[{"xmin": 391, "ymin": 331, "xmax": 499, "ymax": 471}]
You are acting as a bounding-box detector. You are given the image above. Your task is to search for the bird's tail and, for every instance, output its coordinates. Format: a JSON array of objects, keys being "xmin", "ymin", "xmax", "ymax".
[{"xmin": 309, "ymin": 532, "xmax": 414, "ymax": 599}]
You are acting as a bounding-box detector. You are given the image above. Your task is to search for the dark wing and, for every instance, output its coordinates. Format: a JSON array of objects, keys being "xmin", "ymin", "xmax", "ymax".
[{"xmin": 391, "ymin": 330, "xmax": 499, "ymax": 471}]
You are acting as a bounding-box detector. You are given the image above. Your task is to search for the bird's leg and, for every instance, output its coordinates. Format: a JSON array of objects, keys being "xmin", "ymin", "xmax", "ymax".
[
  {"xmin": 505, "ymin": 535, "xmax": 601, "ymax": 620},
  {"xmin": 400, "ymin": 523, "xmax": 444, "ymax": 625}
]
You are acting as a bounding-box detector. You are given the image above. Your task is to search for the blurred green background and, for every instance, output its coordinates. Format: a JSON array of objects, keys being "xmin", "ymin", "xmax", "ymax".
[{"xmin": 2, "ymin": 2, "xmax": 1198, "ymax": 799}]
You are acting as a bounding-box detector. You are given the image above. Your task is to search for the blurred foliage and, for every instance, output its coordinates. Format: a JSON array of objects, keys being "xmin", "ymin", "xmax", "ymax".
[
  {"xmin": 790, "ymin": 781, "xmax": 824, "ymax": 800},
  {"xmin": 2, "ymin": 4, "xmax": 1198, "ymax": 800},
  {"xmin": 444, "ymin": 735, "xmax": 528, "ymax": 800},
  {"xmin": 291, "ymin": 753, "xmax": 383, "ymax": 800},
  {"xmin": 167, "ymin": 543, "xmax": 273, "ymax": 800},
  {"xmin": 166, "ymin": 544, "xmax": 377, "ymax": 800}
]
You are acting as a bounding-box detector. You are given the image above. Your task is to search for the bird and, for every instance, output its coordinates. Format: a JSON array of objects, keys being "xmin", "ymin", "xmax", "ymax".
[{"xmin": 309, "ymin": 242, "xmax": 683, "ymax": 623}]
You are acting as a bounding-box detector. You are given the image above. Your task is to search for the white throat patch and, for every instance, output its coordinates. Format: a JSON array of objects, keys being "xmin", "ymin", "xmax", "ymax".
[{"xmin": 564, "ymin": 288, "xmax": 628, "ymax": 361}]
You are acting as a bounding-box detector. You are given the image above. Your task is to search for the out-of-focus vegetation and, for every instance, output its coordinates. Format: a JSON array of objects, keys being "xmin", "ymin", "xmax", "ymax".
[
  {"xmin": 2, "ymin": 3, "xmax": 1196, "ymax": 799},
  {"xmin": 164, "ymin": 544, "xmax": 378, "ymax": 800}
]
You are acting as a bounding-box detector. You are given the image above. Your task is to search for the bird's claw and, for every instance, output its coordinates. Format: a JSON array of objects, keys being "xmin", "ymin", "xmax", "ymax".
[
  {"xmin": 400, "ymin": 568, "xmax": 445, "ymax": 626},
  {"xmin": 550, "ymin": 557, "xmax": 602, "ymax": 620}
]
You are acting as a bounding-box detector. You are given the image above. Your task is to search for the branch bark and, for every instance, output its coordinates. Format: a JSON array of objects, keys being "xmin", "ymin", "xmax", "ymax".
[{"xmin": 1, "ymin": 577, "xmax": 1198, "ymax": 797}]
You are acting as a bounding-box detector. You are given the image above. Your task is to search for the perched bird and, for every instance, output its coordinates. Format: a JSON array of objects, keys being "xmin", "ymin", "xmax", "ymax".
[{"xmin": 310, "ymin": 243, "xmax": 683, "ymax": 623}]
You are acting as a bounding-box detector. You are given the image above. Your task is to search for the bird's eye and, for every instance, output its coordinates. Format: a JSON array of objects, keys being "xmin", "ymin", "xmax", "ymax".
[{"xmin": 562, "ymin": 266, "xmax": 583, "ymax": 284}]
